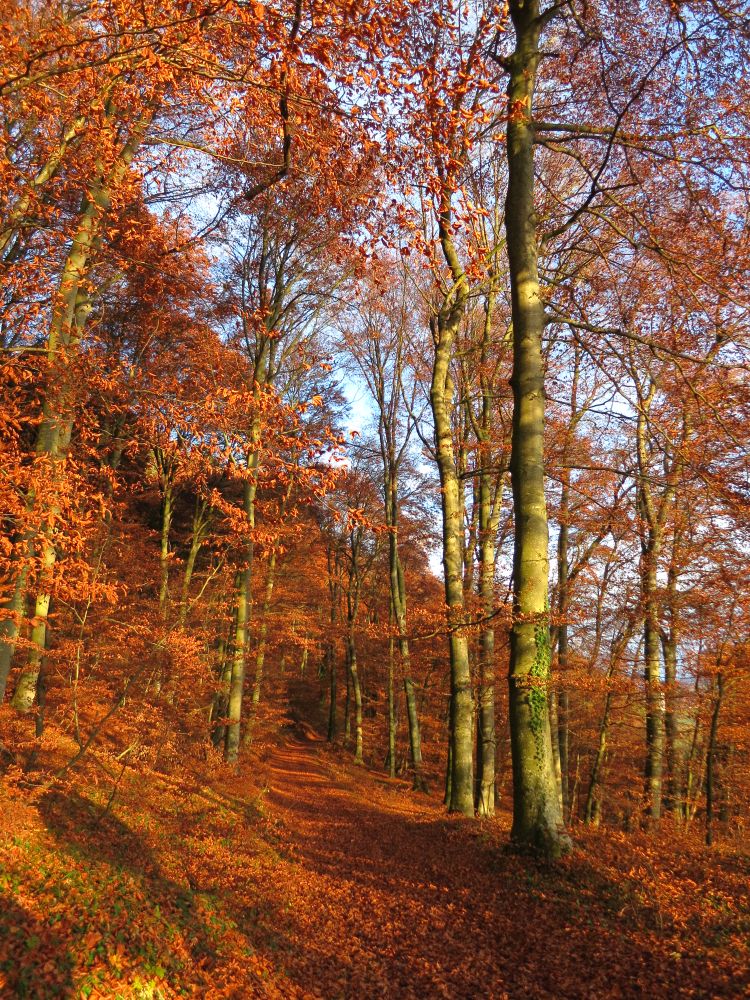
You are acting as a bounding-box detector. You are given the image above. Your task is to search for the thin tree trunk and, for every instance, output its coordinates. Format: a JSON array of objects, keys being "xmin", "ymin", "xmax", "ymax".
[
  {"xmin": 225, "ymin": 411, "xmax": 262, "ymax": 760},
  {"xmin": 642, "ymin": 539, "xmax": 664, "ymax": 822},
  {"xmin": 387, "ymin": 621, "xmax": 396, "ymax": 778},
  {"xmin": 685, "ymin": 717, "xmax": 706, "ymax": 827},
  {"xmin": 346, "ymin": 528, "xmax": 364, "ymax": 765},
  {"xmin": 10, "ymin": 413, "xmax": 74, "ymax": 711},
  {"xmin": 225, "ymin": 557, "xmax": 251, "ymax": 763},
  {"xmin": 548, "ymin": 690, "xmax": 564, "ymax": 818},
  {"xmin": 211, "ymin": 637, "xmax": 233, "ymax": 749},
  {"xmin": 661, "ymin": 541, "xmax": 681, "ymax": 816},
  {"xmin": 705, "ymin": 671, "xmax": 724, "ymax": 847},
  {"xmin": 431, "ymin": 324, "xmax": 474, "ymax": 815},
  {"xmin": 159, "ymin": 476, "xmax": 174, "ymax": 618},
  {"xmin": 444, "ymin": 695, "xmax": 454, "ymax": 808},
  {"xmin": 247, "ymin": 480, "xmax": 293, "ymax": 732},
  {"xmin": 326, "ymin": 546, "xmax": 339, "ymax": 743},
  {"xmin": 387, "ymin": 486, "xmax": 427, "ymax": 790},
  {"xmin": 179, "ymin": 499, "xmax": 210, "ymax": 627},
  {"xmin": 242, "ymin": 543, "xmax": 281, "ymax": 748},
  {"xmin": 347, "ymin": 634, "xmax": 363, "ymax": 765},
  {"xmin": 661, "ymin": 622, "xmax": 678, "ymax": 814},
  {"xmin": 428, "ymin": 149, "xmax": 475, "ymax": 815},
  {"xmin": 556, "ymin": 472, "xmax": 572, "ymax": 817},
  {"xmin": 634, "ymin": 378, "xmax": 683, "ymax": 824},
  {"xmin": 328, "ymin": 642, "xmax": 337, "ymax": 741},
  {"xmin": 584, "ymin": 687, "xmax": 614, "ymax": 826},
  {"xmin": 476, "ymin": 470, "xmax": 498, "ymax": 816},
  {"xmin": 583, "ymin": 611, "xmax": 639, "ymax": 825},
  {"xmin": 473, "ymin": 284, "xmax": 502, "ymax": 816},
  {"xmin": 251, "ymin": 548, "xmax": 278, "ymax": 708},
  {"xmin": 344, "ymin": 655, "xmax": 351, "ymax": 742}
]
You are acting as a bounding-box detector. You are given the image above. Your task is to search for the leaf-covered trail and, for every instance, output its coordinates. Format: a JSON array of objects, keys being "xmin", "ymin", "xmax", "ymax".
[
  {"xmin": 253, "ymin": 722, "xmax": 735, "ymax": 1000},
  {"xmin": 1, "ymin": 692, "xmax": 747, "ymax": 999}
]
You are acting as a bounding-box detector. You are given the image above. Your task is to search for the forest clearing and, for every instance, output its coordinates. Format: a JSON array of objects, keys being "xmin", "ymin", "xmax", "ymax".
[{"xmin": 1, "ymin": 0, "xmax": 749, "ymax": 996}]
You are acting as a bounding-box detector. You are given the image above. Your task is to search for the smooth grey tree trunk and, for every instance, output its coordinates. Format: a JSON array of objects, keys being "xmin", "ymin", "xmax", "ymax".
[
  {"xmin": 504, "ymin": 0, "xmax": 568, "ymax": 856},
  {"xmin": 429, "ymin": 221, "xmax": 474, "ymax": 814}
]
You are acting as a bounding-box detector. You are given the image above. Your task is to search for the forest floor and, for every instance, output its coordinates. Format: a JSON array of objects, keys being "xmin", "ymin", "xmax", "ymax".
[{"xmin": 1, "ymin": 681, "xmax": 749, "ymax": 999}]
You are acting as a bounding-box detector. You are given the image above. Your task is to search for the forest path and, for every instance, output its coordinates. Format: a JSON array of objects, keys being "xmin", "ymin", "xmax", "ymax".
[{"xmin": 252, "ymin": 704, "xmax": 697, "ymax": 1000}]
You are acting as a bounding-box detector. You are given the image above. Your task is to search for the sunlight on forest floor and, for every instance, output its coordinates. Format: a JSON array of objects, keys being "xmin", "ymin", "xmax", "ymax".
[{"xmin": 1, "ymin": 687, "xmax": 748, "ymax": 999}]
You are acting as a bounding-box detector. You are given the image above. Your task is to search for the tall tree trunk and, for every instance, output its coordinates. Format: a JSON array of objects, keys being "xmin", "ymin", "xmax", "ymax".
[
  {"xmin": 386, "ymin": 475, "xmax": 427, "ymax": 790},
  {"xmin": 640, "ymin": 535, "xmax": 664, "ymax": 822},
  {"xmin": 504, "ymin": 0, "xmax": 567, "ymax": 855},
  {"xmin": 251, "ymin": 548, "xmax": 278, "ymax": 709},
  {"xmin": 242, "ymin": 544, "xmax": 280, "ymax": 748},
  {"xmin": 249, "ymin": 479, "xmax": 292, "ymax": 721},
  {"xmin": 225, "ymin": 557, "xmax": 251, "ymax": 763},
  {"xmin": 387, "ymin": 615, "xmax": 396, "ymax": 778},
  {"xmin": 431, "ymin": 319, "xmax": 473, "ymax": 815},
  {"xmin": 476, "ymin": 468, "xmax": 498, "ymax": 816},
  {"xmin": 347, "ymin": 633, "xmax": 363, "ymax": 765},
  {"xmin": 474, "ymin": 283, "xmax": 502, "ymax": 817},
  {"xmin": 634, "ymin": 378, "xmax": 683, "ymax": 824},
  {"xmin": 326, "ymin": 547, "xmax": 339, "ymax": 742},
  {"xmin": 705, "ymin": 671, "xmax": 724, "ymax": 847},
  {"xmin": 346, "ymin": 529, "xmax": 364, "ymax": 765},
  {"xmin": 584, "ymin": 688, "xmax": 612, "ymax": 826},
  {"xmin": 556, "ymin": 468, "xmax": 572, "ymax": 817},
  {"xmin": 426, "ymin": 142, "xmax": 475, "ymax": 815},
  {"xmin": 3, "ymin": 109, "xmax": 154, "ymax": 708},
  {"xmin": 661, "ymin": 536, "xmax": 681, "ymax": 817},
  {"xmin": 225, "ymin": 466, "xmax": 257, "ymax": 762},
  {"xmin": 211, "ymin": 636, "xmax": 233, "ymax": 749},
  {"xmin": 661, "ymin": 620, "xmax": 678, "ymax": 815}
]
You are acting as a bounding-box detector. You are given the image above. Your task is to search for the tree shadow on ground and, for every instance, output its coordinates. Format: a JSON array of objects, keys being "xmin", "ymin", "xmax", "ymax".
[
  {"xmin": 32, "ymin": 783, "xmax": 356, "ymax": 997},
  {"xmin": 33, "ymin": 787, "xmax": 270, "ymax": 993},
  {"xmin": 0, "ymin": 895, "xmax": 75, "ymax": 999},
  {"xmin": 263, "ymin": 734, "xmax": 732, "ymax": 1000}
]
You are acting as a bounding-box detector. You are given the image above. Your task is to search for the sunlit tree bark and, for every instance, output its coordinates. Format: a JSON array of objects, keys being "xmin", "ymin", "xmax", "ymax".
[{"xmin": 503, "ymin": 0, "xmax": 567, "ymax": 855}]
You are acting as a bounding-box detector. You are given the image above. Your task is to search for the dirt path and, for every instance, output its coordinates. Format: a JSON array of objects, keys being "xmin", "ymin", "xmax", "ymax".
[
  {"xmin": 1, "ymin": 696, "xmax": 746, "ymax": 999},
  {"xmin": 251, "ymin": 723, "xmax": 707, "ymax": 1000}
]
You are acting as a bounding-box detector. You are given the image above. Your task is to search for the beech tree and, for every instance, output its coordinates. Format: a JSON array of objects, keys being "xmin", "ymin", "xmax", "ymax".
[
  {"xmin": 386, "ymin": 0, "xmax": 507, "ymax": 816},
  {"xmin": 1, "ymin": 0, "xmax": 750, "ymax": 912},
  {"xmin": 482, "ymin": 0, "xmax": 750, "ymax": 851},
  {"xmin": 340, "ymin": 269, "xmax": 430, "ymax": 789}
]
